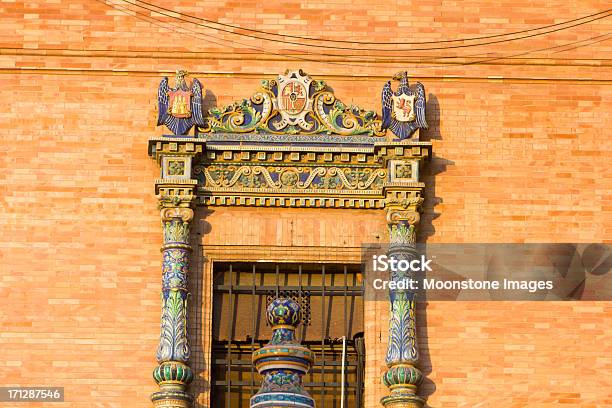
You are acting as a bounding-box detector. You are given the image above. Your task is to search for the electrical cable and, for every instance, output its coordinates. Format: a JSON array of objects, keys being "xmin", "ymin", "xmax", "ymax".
[
  {"xmin": 129, "ymin": 0, "xmax": 611, "ymax": 47},
  {"xmin": 97, "ymin": 0, "xmax": 610, "ymax": 70},
  {"xmin": 117, "ymin": 0, "xmax": 611, "ymax": 52},
  {"xmin": 95, "ymin": 0, "xmax": 450, "ymax": 67}
]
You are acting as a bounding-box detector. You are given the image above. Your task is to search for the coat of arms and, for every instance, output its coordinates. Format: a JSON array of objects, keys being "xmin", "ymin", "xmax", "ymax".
[
  {"xmin": 381, "ymin": 71, "xmax": 428, "ymax": 140},
  {"xmin": 280, "ymin": 80, "xmax": 308, "ymax": 115},
  {"xmin": 168, "ymin": 89, "xmax": 192, "ymax": 118},
  {"xmin": 157, "ymin": 70, "xmax": 206, "ymax": 136},
  {"xmin": 392, "ymin": 94, "xmax": 416, "ymax": 122},
  {"xmin": 273, "ymin": 69, "xmax": 314, "ymax": 131}
]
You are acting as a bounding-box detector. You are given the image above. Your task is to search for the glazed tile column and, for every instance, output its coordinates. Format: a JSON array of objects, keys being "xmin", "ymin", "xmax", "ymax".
[
  {"xmin": 381, "ymin": 196, "xmax": 426, "ymax": 408},
  {"xmin": 148, "ymin": 138, "xmax": 204, "ymax": 408},
  {"xmin": 151, "ymin": 203, "xmax": 195, "ymax": 408}
]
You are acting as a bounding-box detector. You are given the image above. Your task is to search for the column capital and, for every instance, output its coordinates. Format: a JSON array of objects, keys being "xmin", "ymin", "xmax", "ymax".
[
  {"xmin": 156, "ymin": 183, "xmax": 197, "ymax": 210},
  {"xmin": 160, "ymin": 207, "xmax": 194, "ymax": 223},
  {"xmin": 384, "ymin": 195, "xmax": 424, "ymax": 226}
]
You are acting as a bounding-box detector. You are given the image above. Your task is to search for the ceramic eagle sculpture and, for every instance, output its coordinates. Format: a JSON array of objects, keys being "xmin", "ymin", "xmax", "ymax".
[
  {"xmin": 381, "ymin": 71, "xmax": 428, "ymax": 140},
  {"xmin": 157, "ymin": 70, "xmax": 205, "ymax": 136}
]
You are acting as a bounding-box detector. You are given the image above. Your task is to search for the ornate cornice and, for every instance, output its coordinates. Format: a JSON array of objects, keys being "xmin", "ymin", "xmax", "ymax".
[{"xmin": 148, "ymin": 135, "xmax": 430, "ymax": 210}]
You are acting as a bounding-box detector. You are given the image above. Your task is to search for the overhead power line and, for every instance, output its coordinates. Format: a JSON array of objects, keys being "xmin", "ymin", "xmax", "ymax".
[
  {"xmin": 125, "ymin": 0, "xmax": 611, "ymax": 47},
  {"xmin": 112, "ymin": 0, "xmax": 612, "ymax": 53},
  {"xmin": 96, "ymin": 0, "xmax": 611, "ymax": 70},
  {"xmin": 99, "ymin": 0, "xmax": 495, "ymax": 65},
  {"xmin": 457, "ymin": 33, "xmax": 611, "ymax": 67}
]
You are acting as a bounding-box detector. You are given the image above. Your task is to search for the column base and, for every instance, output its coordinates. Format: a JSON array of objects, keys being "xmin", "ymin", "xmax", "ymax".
[
  {"xmin": 150, "ymin": 389, "xmax": 193, "ymax": 408},
  {"xmin": 382, "ymin": 364, "xmax": 425, "ymax": 408},
  {"xmin": 151, "ymin": 361, "xmax": 194, "ymax": 408},
  {"xmin": 381, "ymin": 393, "xmax": 426, "ymax": 408}
]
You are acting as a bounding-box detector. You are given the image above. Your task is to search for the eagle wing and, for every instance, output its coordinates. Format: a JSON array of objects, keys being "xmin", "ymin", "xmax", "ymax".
[
  {"xmin": 414, "ymin": 82, "xmax": 428, "ymax": 129},
  {"xmin": 157, "ymin": 77, "xmax": 169, "ymax": 126},
  {"xmin": 381, "ymin": 81, "xmax": 393, "ymax": 130},
  {"xmin": 190, "ymin": 78, "xmax": 206, "ymax": 126}
]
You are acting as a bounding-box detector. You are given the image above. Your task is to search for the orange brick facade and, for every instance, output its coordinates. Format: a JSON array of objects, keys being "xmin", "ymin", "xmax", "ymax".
[{"xmin": 1, "ymin": 1, "xmax": 610, "ymax": 407}]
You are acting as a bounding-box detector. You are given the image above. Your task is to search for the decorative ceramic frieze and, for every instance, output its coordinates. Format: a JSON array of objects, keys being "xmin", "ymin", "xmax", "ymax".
[{"xmin": 195, "ymin": 164, "xmax": 387, "ymax": 191}]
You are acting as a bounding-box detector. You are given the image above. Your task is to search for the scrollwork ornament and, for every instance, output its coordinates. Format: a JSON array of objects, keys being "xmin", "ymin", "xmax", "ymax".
[
  {"xmin": 196, "ymin": 164, "xmax": 387, "ymax": 191},
  {"xmin": 384, "ymin": 196, "xmax": 424, "ymax": 213},
  {"xmin": 387, "ymin": 209, "xmax": 421, "ymax": 227},
  {"xmin": 202, "ymin": 70, "xmax": 385, "ymax": 137}
]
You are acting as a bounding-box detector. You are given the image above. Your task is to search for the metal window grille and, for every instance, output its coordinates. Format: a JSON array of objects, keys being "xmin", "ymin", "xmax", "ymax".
[{"xmin": 211, "ymin": 262, "xmax": 365, "ymax": 408}]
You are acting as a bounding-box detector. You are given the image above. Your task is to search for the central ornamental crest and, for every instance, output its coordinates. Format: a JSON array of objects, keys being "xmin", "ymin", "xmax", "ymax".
[
  {"xmin": 275, "ymin": 70, "xmax": 314, "ymax": 130},
  {"xmin": 204, "ymin": 69, "xmax": 385, "ymax": 136}
]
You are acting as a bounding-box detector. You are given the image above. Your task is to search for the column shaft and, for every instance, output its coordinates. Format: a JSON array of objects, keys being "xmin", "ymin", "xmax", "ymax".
[
  {"xmin": 151, "ymin": 207, "xmax": 194, "ymax": 408},
  {"xmin": 381, "ymin": 200, "xmax": 425, "ymax": 408}
]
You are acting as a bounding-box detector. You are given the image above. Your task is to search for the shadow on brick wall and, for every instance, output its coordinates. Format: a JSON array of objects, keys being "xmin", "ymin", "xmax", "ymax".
[
  {"xmin": 203, "ymin": 89, "xmax": 218, "ymax": 119},
  {"xmin": 419, "ymin": 93, "xmax": 452, "ymax": 244},
  {"xmin": 191, "ymin": 207, "xmax": 214, "ymax": 407},
  {"xmin": 417, "ymin": 93, "xmax": 453, "ymax": 405}
]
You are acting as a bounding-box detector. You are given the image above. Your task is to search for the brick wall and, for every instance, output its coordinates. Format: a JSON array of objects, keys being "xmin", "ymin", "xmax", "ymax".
[{"xmin": 1, "ymin": 1, "xmax": 610, "ymax": 407}]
